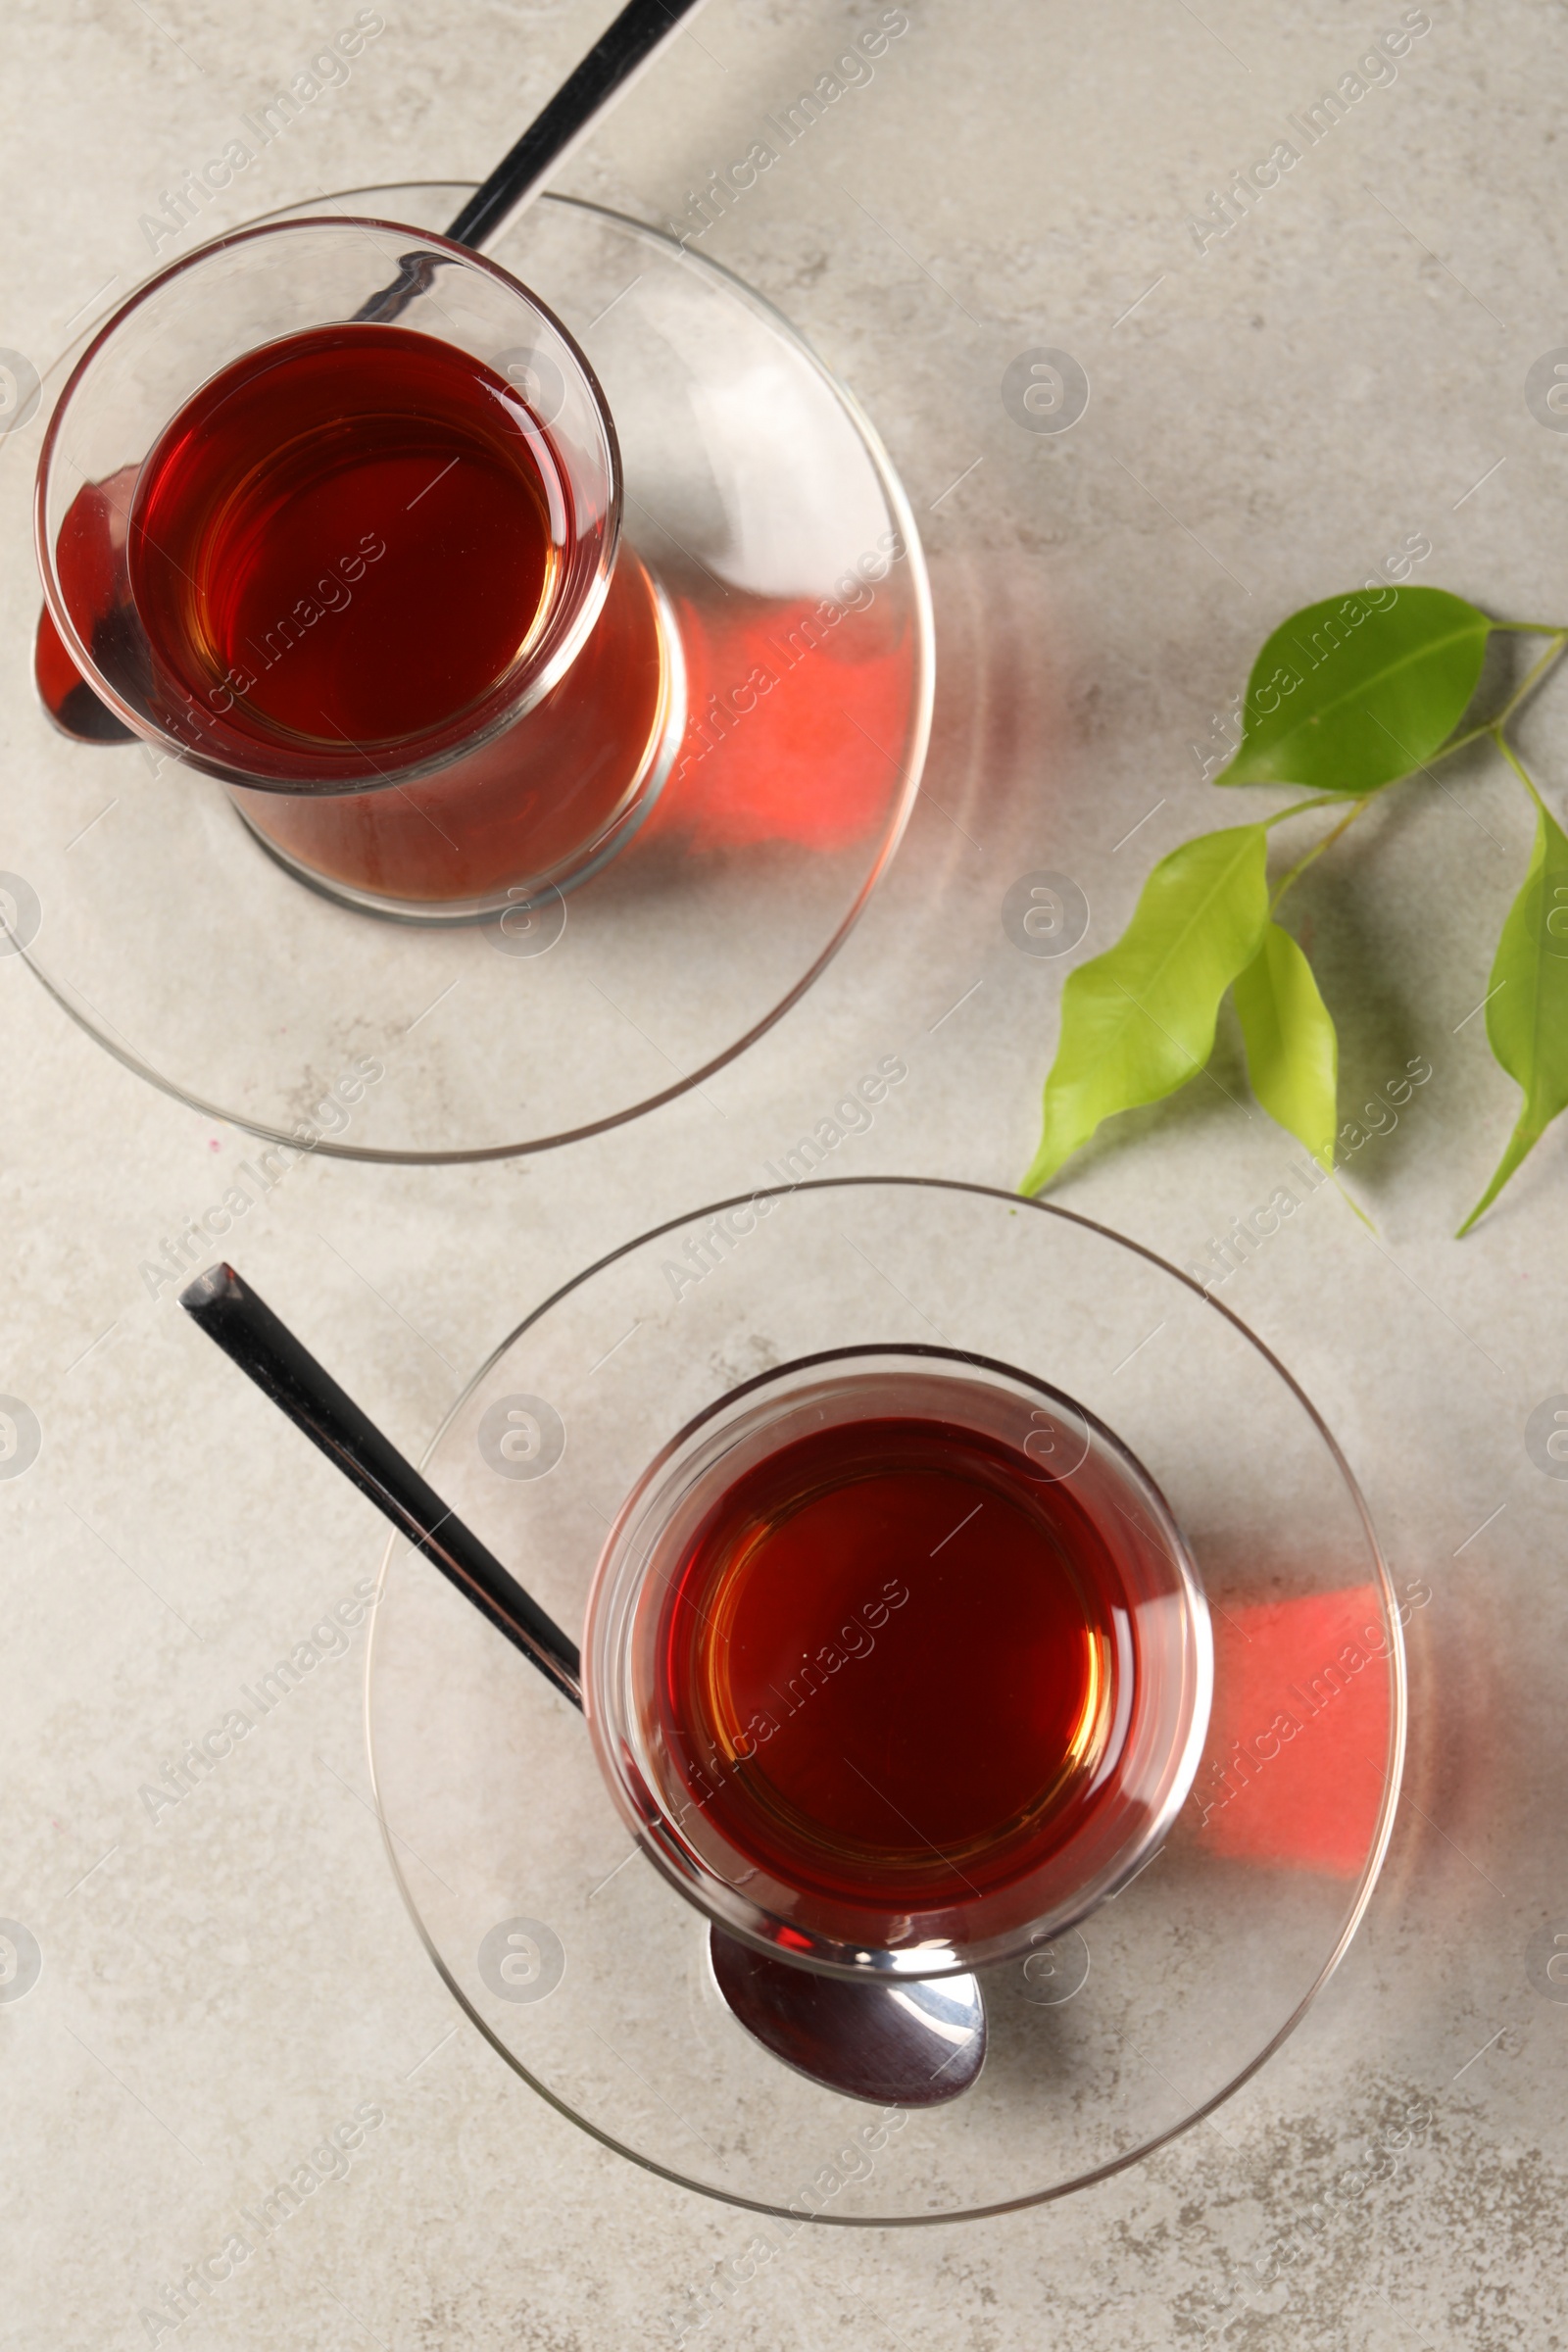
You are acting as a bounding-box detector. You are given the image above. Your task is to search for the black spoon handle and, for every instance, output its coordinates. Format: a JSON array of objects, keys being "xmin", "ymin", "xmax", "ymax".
[
  {"xmin": 179, "ymin": 1264, "xmax": 582, "ymax": 1708},
  {"xmin": 446, "ymin": 0, "xmax": 709, "ymax": 251}
]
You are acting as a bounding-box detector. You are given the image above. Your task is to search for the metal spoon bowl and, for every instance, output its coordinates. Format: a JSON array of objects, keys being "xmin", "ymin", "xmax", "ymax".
[{"xmin": 710, "ymin": 1930, "xmax": 985, "ymax": 2108}]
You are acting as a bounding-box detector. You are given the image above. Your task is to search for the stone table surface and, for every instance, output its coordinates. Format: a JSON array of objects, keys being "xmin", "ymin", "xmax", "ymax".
[{"xmin": 3, "ymin": 2, "xmax": 1566, "ymax": 2345}]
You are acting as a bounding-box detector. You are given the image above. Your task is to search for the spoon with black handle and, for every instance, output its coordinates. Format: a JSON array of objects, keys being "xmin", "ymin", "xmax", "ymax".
[
  {"xmin": 180, "ymin": 1263, "xmax": 985, "ymax": 2108},
  {"xmin": 40, "ymin": 0, "xmax": 709, "ymax": 742},
  {"xmin": 359, "ymin": 0, "xmax": 710, "ymax": 320}
]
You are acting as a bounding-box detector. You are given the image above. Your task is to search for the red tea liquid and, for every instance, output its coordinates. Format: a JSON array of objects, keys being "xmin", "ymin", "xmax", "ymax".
[
  {"xmin": 656, "ymin": 1415, "xmax": 1128, "ymax": 1911},
  {"xmin": 128, "ymin": 324, "xmax": 563, "ymax": 750},
  {"xmin": 228, "ymin": 546, "xmax": 671, "ymax": 905},
  {"xmin": 54, "ymin": 322, "xmax": 672, "ymax": 906}
]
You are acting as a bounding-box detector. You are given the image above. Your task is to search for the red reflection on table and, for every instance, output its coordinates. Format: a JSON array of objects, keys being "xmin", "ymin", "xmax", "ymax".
[
  {"xmin": 1192, "ymin": 1585, "xmax": 1397, "ymax": 1878},
  {"xmin": 641, "ymin": 572, "xmax": 918, "ymax": 857},
  {"xmin": 36, "ymin": 476, "xmax": 922, "ymax": 890}
]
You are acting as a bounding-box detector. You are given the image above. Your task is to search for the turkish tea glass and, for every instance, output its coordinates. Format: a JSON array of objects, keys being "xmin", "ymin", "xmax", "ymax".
[
  {"xmin": 34, "ymin": 217, "xmax": 683, "ymax": 921},
  {"xmin": 585, "ymin": 1346, "xmax": 1213, "ymax": 1980}
]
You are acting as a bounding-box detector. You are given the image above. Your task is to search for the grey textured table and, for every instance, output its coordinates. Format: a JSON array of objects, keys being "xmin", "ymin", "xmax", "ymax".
[{"xmin": 2, "ymin": 3, "xmax": 1563, "ymax": 2345}]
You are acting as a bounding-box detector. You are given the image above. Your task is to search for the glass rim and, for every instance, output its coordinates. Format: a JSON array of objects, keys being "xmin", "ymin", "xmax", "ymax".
[
  {"xmin": 366, "ymin": 1176, "xmax": 1407, "ymax": 2225},
  {"xmin": 32, "ymin": 211, "xmax": 624, "ymax": 791},
  {"xmin": 10, "ymin": 183, "xmax": 935, "ymax": 1167},
  {"xmin": 581, "ymin": 1338, "xmax": 1215, "ymax": 1981}
]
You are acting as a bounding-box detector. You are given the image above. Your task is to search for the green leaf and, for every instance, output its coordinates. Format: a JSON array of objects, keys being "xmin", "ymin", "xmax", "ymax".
[
  {"xmin": 1234, "ymin": 922, "xmax": 1339, "ymax": 1172},
  {"xmin": 1458, "ymin": 799, "xmax": 1568, "ymax": 1233},
  {"xmin": 1215, "ymin": 585, "xmax": 1492, "ymax": 796},
  {"xmin": 1021, "ymin": 826, "xmax": 1269, "ymax": 1196}
]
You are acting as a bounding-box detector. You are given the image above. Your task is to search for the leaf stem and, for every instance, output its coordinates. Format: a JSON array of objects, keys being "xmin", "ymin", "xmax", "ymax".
[
  {"xmin": 1488, "ymin": 620, "xmax": 1568, "ymax": 634},
  {"xmin": 1431, "ymin": 720, "xmax": 1496, "ymax": 762},
  {"xmin": 1376, "ymin": 633, "xmax": 1568, "ymax": 778},
  {"xmin": 1271, "ymin": 801, "xmax": 1368, "ymax": 910},
  {"xmin": 1262, "ymin": 794, "xmax": 1348, "ymax": 829},
  {"xmin": 1491, "ymin": 726, "xmax": 1549, "ymax": 815},
  {"xmin": 1494, "ymin": 631, "xmax": 1568, "ymax": 734},
  {"xmin": 1330, "ymin": 1171, "xmax": 1376, "ymax": 1232}
]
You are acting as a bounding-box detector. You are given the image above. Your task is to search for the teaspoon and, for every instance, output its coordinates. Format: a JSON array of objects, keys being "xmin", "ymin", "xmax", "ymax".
[{"xmin": 180, "ymin": 1263, "xmax": 985, "ymax": 2107}]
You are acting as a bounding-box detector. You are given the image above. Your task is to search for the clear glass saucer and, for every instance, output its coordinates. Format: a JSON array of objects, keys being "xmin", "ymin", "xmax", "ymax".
[
  {"xmin": 0, "ymin": 184, "xmax": 932, "ymax": 1161},
  {"xmin": 365, "ymin": 1179, "xmax": 1406, "ymax": 2223}
]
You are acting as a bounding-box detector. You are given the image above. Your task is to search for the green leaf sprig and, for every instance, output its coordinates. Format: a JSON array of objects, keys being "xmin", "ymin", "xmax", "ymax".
[{"xmin": 1020, "ymin": 585, "xmax": 1568, "ymax": 1233}]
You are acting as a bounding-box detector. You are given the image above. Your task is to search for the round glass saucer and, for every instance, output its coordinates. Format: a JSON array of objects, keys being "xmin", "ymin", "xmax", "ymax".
[
  {"xmin": 365, "ymin": 1179, "xmax": 1406, "ymax": 2223},
  {"xmin": 0, "ymin": 184, "xmax": 932, "ymax": 1162}
]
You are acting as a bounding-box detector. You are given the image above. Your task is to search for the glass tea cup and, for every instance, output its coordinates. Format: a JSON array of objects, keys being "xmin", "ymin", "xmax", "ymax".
[
  {"xmin": 34, "ymin": 217, "xmax": 684, "ymax": 919},
  {"xmin": 584, "ymin": 1347, "xmax": 1214, "ymax": 1981}
]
